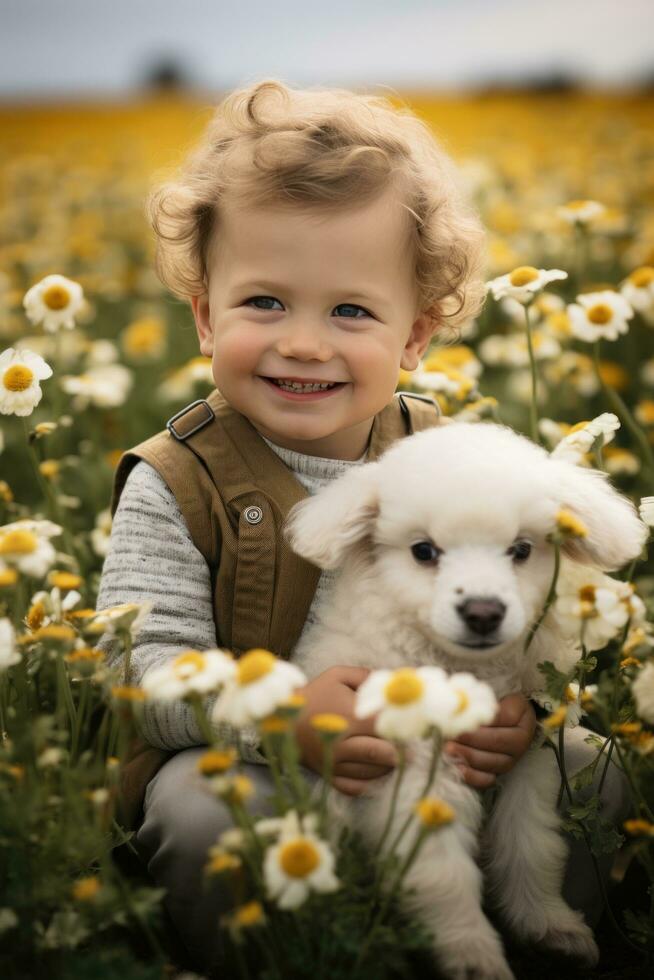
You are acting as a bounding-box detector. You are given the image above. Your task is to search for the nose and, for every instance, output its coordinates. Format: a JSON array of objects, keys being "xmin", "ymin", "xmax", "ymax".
[
  {"xmin": 456, "ymin": 597, "xmax": 506, "ymax": 636},
  {"xmin": 276, "ymin": 317, "xmax": 333, "ymax": 361}
]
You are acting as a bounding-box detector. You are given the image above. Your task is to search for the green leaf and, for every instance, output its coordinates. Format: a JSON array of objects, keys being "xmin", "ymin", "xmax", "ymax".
[{"xmin": 537, "ymin": 660, "xmax": 572, "ymax": 703}]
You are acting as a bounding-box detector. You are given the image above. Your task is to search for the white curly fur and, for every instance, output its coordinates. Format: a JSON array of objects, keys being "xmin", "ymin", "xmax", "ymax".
[{"xmin": 283, "ymin": 419, "xmax": 648, "ymax": 980}]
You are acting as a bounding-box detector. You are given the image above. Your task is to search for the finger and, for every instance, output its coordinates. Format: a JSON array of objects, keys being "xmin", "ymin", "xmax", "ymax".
[
  {"xmin": 335, "ymin": 735, "xmax": 400, "ymax": 769},
  {"xmin": 331, "ymin": 776, "xmax": 370, "ymax": 797},
  {"xmin": 445, "ymin": 743, "xmax": 514, "ymax": 775},
  {"xmin": 328, "ymin": 665, "xmax": 372, "ymax": 690},
  {"xmin": 458, "ymin": 766, "xmax": 496, "ymax": 790},
  {"xmin": 447, "ymin": 726, "xmax": 531, "ymax": 755},
  {"xmin": 494, "ymin": 692, "xmax": 529, "ymax": 727},
  {"xmin": 334, "ymin": 761, "xmax": 394, "ymax": 780}
]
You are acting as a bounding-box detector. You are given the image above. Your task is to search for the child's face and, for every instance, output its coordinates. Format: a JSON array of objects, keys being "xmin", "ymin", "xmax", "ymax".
[{"xmin": 191, "ymin": 184, "xmax": 435, "ymax": 460}]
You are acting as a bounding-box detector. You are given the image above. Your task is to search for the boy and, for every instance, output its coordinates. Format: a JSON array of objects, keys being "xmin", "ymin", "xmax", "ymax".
[{"xmin": 97, "ymin": 77, "xmax": 629, "ymax": 974}]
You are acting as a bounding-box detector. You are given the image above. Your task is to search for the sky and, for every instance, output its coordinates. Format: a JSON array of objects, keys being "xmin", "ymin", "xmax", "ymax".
[{"xmin": 2, "ymin": 0, "xmax": 653, "ymax": 99}]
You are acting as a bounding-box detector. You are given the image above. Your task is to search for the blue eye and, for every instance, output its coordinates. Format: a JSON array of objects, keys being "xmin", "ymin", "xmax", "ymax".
[
  {"xmin": 245, "ymin": 296, "xmax": 283, "ymax": 311},
  {"xmin": 244, "ymin": 296, "xmax": 371, "ymax": 318},
  {"xmin": 333, "ymin": 303, "xmax": 371, "ymax": 319}
]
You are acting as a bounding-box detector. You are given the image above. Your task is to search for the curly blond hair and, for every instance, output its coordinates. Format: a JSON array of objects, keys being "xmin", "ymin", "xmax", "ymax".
[{"xmin": 147, "ymin": 78, "xmax": 487, "ymax": 339}]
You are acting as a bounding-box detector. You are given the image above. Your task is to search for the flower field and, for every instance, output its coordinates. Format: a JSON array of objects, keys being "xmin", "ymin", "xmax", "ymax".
[{"xmin": 1, "ymin": 91, "xmax": 654, "ymax": 979}]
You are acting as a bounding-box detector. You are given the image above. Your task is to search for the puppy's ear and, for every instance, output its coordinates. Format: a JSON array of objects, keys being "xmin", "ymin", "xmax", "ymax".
[
  {"xmin": 283, "ymin": 461, "xmax": 382, "ymax": 569},
  {"xmin": 551, "ymin": 460, "xmax": 649, "ymax": 570}
]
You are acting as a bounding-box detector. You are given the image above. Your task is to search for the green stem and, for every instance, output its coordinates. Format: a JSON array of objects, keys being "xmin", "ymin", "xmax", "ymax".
[
  {"xmin": 524, "ymin": 301, "xmax": 541, "ymax": 445},
  {"xmin": 385, "ymin": 729, "xmax": 441, "ymax": 862},
  {"xmin": 70, "ymin": 677, "xmax": 90, "ymax": 762},
  {"xmin": 374, "ymin": 744, "xmax": 407, "ymax": 865},
  {"xmin": 190, "ymin": 695, "xmax": 216, "ymax": 746},
  {"xmin": 524, "ymin": 539, "xmax": 561, "ymax": 655},
  {"xmin": 260, "ymin": 730, "xmax": 292, "ymax": 814}
]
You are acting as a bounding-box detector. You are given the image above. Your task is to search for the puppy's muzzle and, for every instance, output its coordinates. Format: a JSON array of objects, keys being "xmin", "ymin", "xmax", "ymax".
[{"xmin": 455, "ymin": 596, "xmax": 507, "ymax": 647}]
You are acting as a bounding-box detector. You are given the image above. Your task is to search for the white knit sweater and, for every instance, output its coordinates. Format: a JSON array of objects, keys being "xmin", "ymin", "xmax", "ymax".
[{"xmin": 94, "ymin": 431, "xmax": 368, "ymax": 763}]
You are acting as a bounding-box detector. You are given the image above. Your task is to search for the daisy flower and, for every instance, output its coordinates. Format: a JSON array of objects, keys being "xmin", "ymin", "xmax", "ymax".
[
  {"xmin": 263, "ymin": 809, "xmax": 340, "ymax": 910},
  {"xmin": 485, "ymin": 266, "xmax": 568, "ymax": 305},
  {"xmin": 549, "ymin": 413, "xmax": 620, "ymax": 464},
  {"xmin": 141, "ymin": 648, "xmax": 236, "ymax": 701},
  {"xmin": 553, "ymin": 564, "xmax": 646, "ymax": 652},
  {"xmin": 0, "ymin": 618, "xmax": 21, "ymax": 671},
  {"xmin": 639, "ymin": 496, "xmax": 654, "ymax": 528},
  {"xmin": 631, "ymin": 661, "xmax": 654, "ymax": 725},
  {"xmin": 23, "ymin": 274, "xmax": 85, "ymax": 333},
  {"xmin": 532, "ymin": 681, "xmax": 598, "ymax": 728},
  {"xmin": 354, "ymin": 665, "xmax": 458, "ymax": 741},
  {"xmin": 556, "ymin": 200, "xmax": 606, "ymax": 225},
  {"xmin": 88, "ymin": 600, "xmax": 153, "ymax": 637},
  {"xmin": 440, "ymin": 673, "xmax": 499, "ymax": 738},
  {"xmin": 211, "ymin": 648, "xmax": 307, "ymax": 728},
  {"xmin": 566, "ymin": 291, "xmax": 634, "ymax": 343},
  {"xmin": 90, "ymin": 508, "xmax": 112, "ymax": 559},
  {"xmin": 621, "ymin": 266, "xmax": 654, "ymax": 327},
  {"xmin": 0, "ymin": 347, "xmax": 53, "ymax": 417},
  {"xmin": 26, "ymin": 584, "xmax": 82, "ymax": 629},
  {"xmin": 0, "ymin": 520, "xmax": 61, "ymax": 578},
  {"xmin": 60, "ymin": 364, "xmax": 133, "ymax": 409}
]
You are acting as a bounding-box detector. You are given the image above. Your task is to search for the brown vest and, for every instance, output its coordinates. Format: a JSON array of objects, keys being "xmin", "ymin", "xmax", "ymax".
[{"xmin": 109, "ymin": 387, "xmax": 451, "ymax": 829}]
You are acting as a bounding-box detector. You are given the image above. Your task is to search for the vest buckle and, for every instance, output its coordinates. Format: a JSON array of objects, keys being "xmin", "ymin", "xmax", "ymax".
[{"xmin": 166, "ymin": 399, "xmax": 215, "ymax": 441}]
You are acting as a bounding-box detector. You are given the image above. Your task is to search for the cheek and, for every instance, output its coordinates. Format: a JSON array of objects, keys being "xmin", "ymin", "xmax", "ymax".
[{"xmin": 214, "ymin": 326, "xmax": 263, "ymax": 372}]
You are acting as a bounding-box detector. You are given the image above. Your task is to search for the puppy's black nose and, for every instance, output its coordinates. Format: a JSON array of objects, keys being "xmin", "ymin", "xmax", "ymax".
[{"xmin": 456, "ymin": 597, "xmax": 506, "ymax": 636}]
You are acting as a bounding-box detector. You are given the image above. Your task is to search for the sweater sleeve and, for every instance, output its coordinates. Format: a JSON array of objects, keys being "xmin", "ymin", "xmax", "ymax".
[{"xmin": 94, "ymin": 458, "xmax": 267, "ymax": 764}]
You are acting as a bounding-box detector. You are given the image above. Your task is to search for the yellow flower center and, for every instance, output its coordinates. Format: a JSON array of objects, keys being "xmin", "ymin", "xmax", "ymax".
[
  {"xmin": 26, "ymin": 601, "xmax": 46, "ymax": 631},
  {"xmin": 71, "ymin": 876, "xmax": 101, "ymax": 901},
  {"xmin": 385, "ymin": 668, "xmax": 424, "ymax": 705},
  {"xmin": 509, "ymin": 266, "xmax": 539, "ymax": 286},
  {"xmin": 234, "ymin": 900, "xmax": 264, "ymax": 927},
  {"xmin": 39, "ymin": 460, "xmax": 60, "ymax": 479},
  {"xmin": 259, "ymin": 714, "xmax": 291, "ymax": 734},
  {"xmin": 42, "ymin": 284, "xmax": 71, "ymax": 310},
  {"xmin": 310, "ymin": 713, "xmax": 349, "ymax": 734},
  {"xmin": 453, "ymin": 689, "xmax": 469, "ymax": 714},
  {"xmin": 0, "ymin": 568, "xmax": 19, "ymax": 587},
  {"xmin": 64, "ymin": 647, "xmax": 104, "ymax": 663},
  {"xmin": 3, "ymin": 364, "xmax": 34, "ymax": 392},
  {"xmin": 628, "ymin": 266, "xmax": 654, "ymax": 288},
  {"xmin": 578, "ymin": 584, "xmax": 596, "ymax": 605},
  {"xmin": 31, "ymin": 624, "xmax": 77, "ymax": 643},
  {"xmin": 49, "ymin": 570, "xmax": 83, "ymax": 590},
  {"xmin": 173, "ymin": 650, "xmax": 206, "ymax": 677},
  {"xmin": 197, "ymin": 748, "xmax": 237, "ymax": 774},
  {"xmin": 414, "ymin": 797, "xmax": 456, "ymax": 828},
  {"xmin": 565, "ymin": 199, "xmax": 592, "ymax": 211},
  {"xmin": 0, "ymin": 529, "xmax": 39, "ymax": 555},
  {"xmin": 237, "ymin": 649, "xmax": 276, "ymax": 685},
  {"xmin": 586, "ymin": 303, "xmax": 613, "ymax": 325},
  {"xmin": 206, "ymin": 850, "xmax": 241, "ymax": 874},
  {"xmin": 556, "ymin": 509, "xmax": 588, "ymax": 538},
  {"xmin": 279, "ymin": 838, "xmax": 320, "ymax": 878},
  {"xmin": 111, "ymin": 685, "xmax": 147, "ymax": 702}
]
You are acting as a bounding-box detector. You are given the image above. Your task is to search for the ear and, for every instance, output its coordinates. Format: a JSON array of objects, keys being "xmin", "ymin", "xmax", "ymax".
[
  {"xmin": 282, "ymin": 461, "xmax": 382, "ymax": 569},
  {"xmin": 550, "ymin": 459, "xmax": 649, "ymax": 570},
  {"xmin": 190, "ymin": 293, "xmax": 213, "ymax": 357},
  {"xmin": 400, "ymin": 308, "xmax": 437, "ymax": 372}
]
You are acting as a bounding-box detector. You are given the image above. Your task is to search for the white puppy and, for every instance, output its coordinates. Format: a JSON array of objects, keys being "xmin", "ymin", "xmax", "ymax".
[{"xmin": 283, "ymin": 419, "xmax": 648, "ymax": 980}]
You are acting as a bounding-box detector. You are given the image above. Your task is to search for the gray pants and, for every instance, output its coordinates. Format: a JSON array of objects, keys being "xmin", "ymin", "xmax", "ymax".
[{"xmin": 135, "ymin": 726, "xmax": 631, "ymax": 976}]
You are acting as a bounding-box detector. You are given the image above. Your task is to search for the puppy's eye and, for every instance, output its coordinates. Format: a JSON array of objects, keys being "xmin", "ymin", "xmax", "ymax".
[
  {"xmin": 508, "ymin": 540, "xmax": 532, "ymax": 563},
  {"xmin": 411, "ymin": 541, "xmax": 442, "ymax": 565}
]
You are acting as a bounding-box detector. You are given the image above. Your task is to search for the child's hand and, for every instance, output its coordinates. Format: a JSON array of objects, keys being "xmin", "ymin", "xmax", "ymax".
[
  {"xmin": 294, "ymin": 665, "xmax": 400, "ymax": 797},
  {"xmin": 443, "ymin": 692, "xmax": 537, "ymax": 789}
]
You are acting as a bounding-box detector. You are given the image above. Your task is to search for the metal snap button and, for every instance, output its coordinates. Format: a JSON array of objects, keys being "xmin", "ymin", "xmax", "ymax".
[{"xmin": 244, "ymin": 505, "xmax": 263, "ymax": 525}]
